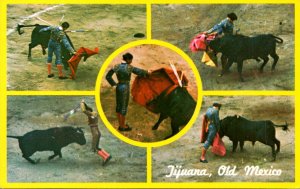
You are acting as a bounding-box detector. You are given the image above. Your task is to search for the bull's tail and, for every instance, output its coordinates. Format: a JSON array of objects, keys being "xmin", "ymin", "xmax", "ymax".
[
  {"xmin": 271, "ymin": 35, "xmax": 284, "ymax": 44},
  {"xmin": 17, "ymin": 24, "xmax": 40, "ymax": 35},
  {"xmin": 7, "ymin": 135, "xmax": 22, "ymax": 139},
  {"xmin": 274, "ymin": 121, "xmax": 289, "ymax": 131}
]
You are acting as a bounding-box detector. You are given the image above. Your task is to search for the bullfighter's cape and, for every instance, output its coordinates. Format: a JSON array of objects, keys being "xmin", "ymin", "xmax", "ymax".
[
  {"xmin": 189, "ymin": 32, "xmax": 216, "ymax": 52},
  {"xmin": 201, "ymin": 52, "xmax": 217, "ymax": 67},
  {"xmin": 131, "ymin": 67, "xmax": 188, "ymax": 113},
  {"xmin": 68, "ymin": 47, "xmax": 99, "ymax": 79},
  {"xmin": 200, "ymin": 114, "xmax": 226, "ymax": 156},
  {"xmin": 211, "ymin": 133, "xmax": 226, "ymax": 156},
  {"xmin": 190, "ymin": 32, "xmax": 217, "ymax": 67}
]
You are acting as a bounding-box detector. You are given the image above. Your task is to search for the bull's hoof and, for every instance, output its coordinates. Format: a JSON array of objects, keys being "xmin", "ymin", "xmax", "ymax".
[
  {"xmin": 200, "ymin": 159, "xmax": 208, "ymax": 163},
  {"xmin": 218, "ymin": 74, "xmax": 223, "ymax": 77},
  {"xmin": 240, "ymin": 78, "xmax": 245, "ymax": 82},
  {"xmin": 27, "ymin": 57, "xmax": 32, "ymax": 61},
  {"xmin": 152, "ymin": 125, "xmax": 158, "ymax": 130},
  {"xmin": 222, "ymin": 69, "xmax": 231, "ymax": 74}
]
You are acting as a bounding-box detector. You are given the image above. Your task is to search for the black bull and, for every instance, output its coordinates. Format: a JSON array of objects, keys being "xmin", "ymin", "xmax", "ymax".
[
  {"xmin": 17, "ymin": 24, "xmax": 74, "ymax": 69},
  {"xmin": 208, "ymin": 34, "xmax": 283, "ymax": 82},
  {"xmin": 7, "ymin": 126, "xmax": 86, "ymax": 164},
  {"xmin": 148, "ymin": 87, "xmax": 196, "ymax": 139},
  {"xmin": 219, "ymin": 115, "xmax": 288, "ymax": 161}
]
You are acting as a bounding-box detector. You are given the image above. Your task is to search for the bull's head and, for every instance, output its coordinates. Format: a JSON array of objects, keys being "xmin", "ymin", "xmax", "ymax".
[
  {"xmin": 219, "ymin": 115, "xmax": 240, "ymax": 138},
  {"xmin": 73, "ymin": 127, "xmax": 87, "ymax": 145},
  {"xmin": 208, "ymin": 38, "xmax": 221, "ymax": 53}
]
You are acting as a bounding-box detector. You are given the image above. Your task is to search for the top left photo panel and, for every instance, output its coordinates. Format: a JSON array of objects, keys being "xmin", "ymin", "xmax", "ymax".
[{"xmin": 7, "ymin": 4, "xmax": 146, "ymax": 91}]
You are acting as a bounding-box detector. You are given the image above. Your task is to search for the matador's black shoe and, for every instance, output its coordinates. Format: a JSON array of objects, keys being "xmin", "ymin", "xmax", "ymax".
[
  {"xmin": 118, "ymin": 126, "xmax": 132, "ymax": 132},
  {"xmin": 48, "ymin": 73, "xmax": 54, "ymax": 78}
]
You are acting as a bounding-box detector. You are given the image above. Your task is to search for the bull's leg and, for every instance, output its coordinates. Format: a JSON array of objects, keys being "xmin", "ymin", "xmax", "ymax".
[
  {"xmin": 23, "ymin": 155, "xmax": 39, "ymax": 164},
  {"xmin": 221, "ymin": 55, "xmax": 229, "ymax": 73},
  {"xmin": 48, "ymin": 154, "xmax": 58, "ymax": 160},
  {"xmin": 232, "ymin": 141, "xmax": 238, "ymax": 152},
  {"xmin": 152, "ymin": 113, "xmax": 168, "ymax": 130},
  {"xmin": 237, "ymin": 62, "xmax": 245, "ymax": 82},
  {"xmin": 239, "ymin": 141, "xmax": 245, "ymax": 152},
  {"xmin": 41, "ymin": 45, "xmax": 47, "ymax": 55},
  {"xmin": 58, "ymin": 150, "xmax": 62, "ymax": 158},
  {"xmin": 164, "ymin": 120, "xmax": 179, "ymax": 139},
  {"xmin": 271, "ymin": 144, "xmax": 276, "ymax": 161},
  {"xmin": 274, "ymin": 138, "xmax": 280, "ymax": 153},
  {"xmin": 220, "ymin": 59, "xmax": 234, "ymax": 77},
  {"xmin": 259, "ymin": 56, "xmax": 269, "ymax": 73},
  {"xmin": 48, "ymin": 149, "xmax": 62, "ymax": 160},
  {"xmin": 270, "ymin": 53, "xmax": 279, "ymax": 71},
  {"xmin": 28, "ymin": 42, "xmax": 39, "ymax": 59}
]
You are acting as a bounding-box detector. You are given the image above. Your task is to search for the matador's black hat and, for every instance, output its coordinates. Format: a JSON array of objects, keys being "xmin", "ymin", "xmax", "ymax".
[
  {"xmin": 213, "ymin": 102, "xmax": 222, "ymax": 108},
  {"xmin": 227, "ymin": 13, "xmax": 238, "ymax": 21}
]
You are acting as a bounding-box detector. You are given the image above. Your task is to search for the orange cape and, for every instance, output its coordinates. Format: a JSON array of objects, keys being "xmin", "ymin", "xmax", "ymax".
[
  {"xmin": 68, "ymin": 47, "xmax": 99, "ymax": 79},
  {"xmin": 131, "ymin": 67, "xmax": 188, "ymax": 113}
]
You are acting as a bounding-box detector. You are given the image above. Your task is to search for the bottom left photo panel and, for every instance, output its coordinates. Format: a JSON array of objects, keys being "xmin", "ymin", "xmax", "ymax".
[{"xmin": 7, "ymin": 96, "xmax": 146, "ymax": 183}]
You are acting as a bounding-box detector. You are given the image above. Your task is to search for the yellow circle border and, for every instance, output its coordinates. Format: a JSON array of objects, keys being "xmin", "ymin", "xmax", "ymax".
[{"xmin": 95, "ymin": 39, "xmax": 202, "ymax": 148}]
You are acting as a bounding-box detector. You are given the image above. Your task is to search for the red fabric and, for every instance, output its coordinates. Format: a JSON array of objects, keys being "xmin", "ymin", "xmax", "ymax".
[
  {"xmin": 189, "ymin": 33, "xmax": 216, "ymax": 52},
  {"xmin": 67, "ymin": 47, "xmax": 99, "ymax": 79},
  {"xmin": 211, "ymin": 133, "xmax": 226, "ymax": 156},
  {"xmin": 131, "ymin": 67, "xmax": 188, "ymax": 113},
  {"xmin": 200, "ymin": 115, "xmax": 208, "ymax": 143}
]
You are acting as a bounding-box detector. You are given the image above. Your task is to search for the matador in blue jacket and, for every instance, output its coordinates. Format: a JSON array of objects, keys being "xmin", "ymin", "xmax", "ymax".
[
  {"xmin": 204, "ymin": 13, "xmax": 238, "ymax": 68},
  {"xmin": 40, "ymin": 22, "xmax": 76, "ymax": 79},
  {"xmin": 200, "ymin": 102, "xmax": 222, "ymax": 163},
  {"xmin": 106, "ymin": 53, "xmax": 149, "ymax": 131}
]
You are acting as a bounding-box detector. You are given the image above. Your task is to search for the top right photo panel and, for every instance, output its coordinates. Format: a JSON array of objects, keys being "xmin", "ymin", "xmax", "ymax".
[{"xmin": 152, "ymin": 4, "xmax": 294, "ymax": 90}]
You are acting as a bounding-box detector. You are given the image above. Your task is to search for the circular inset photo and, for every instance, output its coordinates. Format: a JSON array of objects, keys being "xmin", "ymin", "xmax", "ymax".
[{"xmin": 97, "ymin": 41, "xmax": 201, "ymax": 144}]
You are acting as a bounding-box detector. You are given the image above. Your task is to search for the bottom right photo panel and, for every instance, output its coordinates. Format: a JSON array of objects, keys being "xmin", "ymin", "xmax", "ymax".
[{"xmin": 152, "ymin": 96, "xmax": 295, "ymax": 182}]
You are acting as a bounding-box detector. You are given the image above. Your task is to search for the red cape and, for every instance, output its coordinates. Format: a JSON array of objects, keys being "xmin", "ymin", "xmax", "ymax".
[
  {"xmin": 189, "ymin": 32, "xmax": 217, "ymax": 52},
  {"xmin": 131, "ymin": 67, "xmax": 188, "ymax": 113},
  {"xmin": 68, "ymin": 47, "xmax": 99, "ymax": 79},
  {"xmin": 211, "ymin": 133, "xmax": 226, "ymax": 156},
  {"xmin": 200, "ymin": 114, "xmax": 226, "ymax": 156}
]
